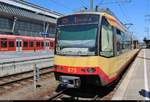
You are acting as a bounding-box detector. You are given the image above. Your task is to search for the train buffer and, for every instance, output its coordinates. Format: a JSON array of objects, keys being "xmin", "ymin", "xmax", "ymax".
[{"xmin": 112, "ymin": 49, "xmax": 150, "ymax": 100}]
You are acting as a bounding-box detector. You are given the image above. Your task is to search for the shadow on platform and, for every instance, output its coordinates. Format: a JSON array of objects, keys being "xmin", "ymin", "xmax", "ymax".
[
  {"xmin": 139, "ymin": 89, "xmax": 150, "ymax": 98},
  {"xmin": 137, "ymin": 56, "xmax": 150, "ymax": 61}
]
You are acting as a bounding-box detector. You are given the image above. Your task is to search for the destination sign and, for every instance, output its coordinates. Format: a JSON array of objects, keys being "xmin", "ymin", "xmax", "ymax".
[{"xmin": 57, "ymin": 14, "xmax": 99, "ymax": 25}]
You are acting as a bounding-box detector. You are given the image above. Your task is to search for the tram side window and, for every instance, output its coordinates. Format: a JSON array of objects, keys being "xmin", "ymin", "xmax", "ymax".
[
  {"xmin": 121, "ymin": 31, "xmax": 128, "ymax": 53},
  {"xmin": 9, "ymin": 41, "xmax": 14, "ymax": 47},
  {"xmin": 100, "ymin": 18, "xmax": 114, "ymax": 57},
  {"xmin": 23, "ymin": 41, "xmax": 28, "ymax": 47},
  {"xmin": 116, "ymin": 29, "xmax": 122, "ymax": 55},
  {"xmin": 1, "ymin": 39, "xmax": 7, "ymax": 48},
  {"xmin": 121, "ymin": 32, "xmax": 125, "ymax": 50}
]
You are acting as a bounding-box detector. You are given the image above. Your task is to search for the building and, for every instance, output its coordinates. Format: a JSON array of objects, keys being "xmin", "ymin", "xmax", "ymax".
[
  {"xmin": 143, "ymin": 38, "xmax": 150, "ymax": 48},
  {"xmin": 0, "ymin": 0, "xmax": 62, "ymax": 37}
]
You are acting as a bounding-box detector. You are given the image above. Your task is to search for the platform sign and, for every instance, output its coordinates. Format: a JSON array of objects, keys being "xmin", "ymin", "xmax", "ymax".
[{"xmin": 40, "ymin": 32, "xmax": 48, "ymax": 37}]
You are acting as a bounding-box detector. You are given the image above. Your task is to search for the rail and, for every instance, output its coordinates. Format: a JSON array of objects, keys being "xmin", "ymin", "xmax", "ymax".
[
  {"xmin": 49, "ymin": 88, "xmax": 69, "ymax": 100},
  {"xmin": 0, "ymin": 66, "xmax": 54, "ymax": 86},
  {"xmin": 0, "ymin": 56, "xmax": 53, "ymax": 65},
  {"xmin": 48, "ymin": 88, "xmax": 100, "ymax": 101}
]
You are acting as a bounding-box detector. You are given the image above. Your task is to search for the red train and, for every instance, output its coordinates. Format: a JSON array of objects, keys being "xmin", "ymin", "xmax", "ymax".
[{"xmin": 0, "ymin": 34, "xmax": 54, "ymax": 52}]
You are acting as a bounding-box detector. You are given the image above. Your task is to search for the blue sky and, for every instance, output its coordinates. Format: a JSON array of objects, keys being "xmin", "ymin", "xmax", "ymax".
[{"xmin": 27, "ymin": 0, "xmax": 149, "ymax": 42}]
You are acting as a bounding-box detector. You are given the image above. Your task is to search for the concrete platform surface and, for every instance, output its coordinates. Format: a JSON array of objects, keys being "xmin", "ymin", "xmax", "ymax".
[
  {"xmin": 0, "ymin": 50, "xmax": 54, "ymax": 59},
  {"xmin": 0, "ymin": 50, "xmax": 54, "ymax": 63},
  {"xmin": 0, "ymin": 50, "xmax": 54, "ymax": 77},
  {"xmin": 112, "ymin": 49, "xmax": 150, "ymax": 100}
]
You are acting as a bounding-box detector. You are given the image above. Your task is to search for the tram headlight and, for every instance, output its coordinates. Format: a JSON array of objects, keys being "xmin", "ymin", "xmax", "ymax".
[
  {"xmin": 87, "ymin": 68, "xmax": 96, "ymax": 73},
  {"xmin": 81, "ymin": 68, "xmax": 86, "ymax": 72}
]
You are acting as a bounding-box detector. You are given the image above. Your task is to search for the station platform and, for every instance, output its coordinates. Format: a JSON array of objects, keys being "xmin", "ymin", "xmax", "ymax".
[
  {"xmin": 0, "ymin": 50, "xmax": 54, "ymax": 64},
  {"xmin": 112, "ymin": 49, "xmax": 150, "ymax": 100},
  {"xmin": 0, "ymin": 50, "xmax": 54, "ymax": 62},
  {"xmin": 0, "ymin": 50, "xmax": 54, "ymax": 77}
]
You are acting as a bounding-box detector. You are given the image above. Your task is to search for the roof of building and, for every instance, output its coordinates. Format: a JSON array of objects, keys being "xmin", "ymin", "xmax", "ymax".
[{"xmin": 0, "ymin": 0, "xmax": 63, "ymax": 23}]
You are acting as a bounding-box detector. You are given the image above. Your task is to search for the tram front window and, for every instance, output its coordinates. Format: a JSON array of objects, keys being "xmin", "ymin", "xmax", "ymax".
[{"xmin": 56, "ymin": 24, "xmax": 98, "ymax": 56}]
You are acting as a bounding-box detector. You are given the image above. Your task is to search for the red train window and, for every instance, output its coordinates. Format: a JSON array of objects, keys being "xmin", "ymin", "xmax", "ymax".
[
  {"xmin": 36, "ymin": 42, "xmax": 40, "ymax": 47},
  {"xmin": 9, "ymin": 41, "xmax": 14, "ymax": 47},
  {"xmin": 1, "ymin": 39, "xmax": 7, "ymax": 48},
  {"xmin": 23, "ymin": 41, "xmax": 28, "ymax": 47},
  {"xmin": 41, "ymin": 42, "xmax": 44, "ymax": 47},
  {"xmin": 50, "ymin": 42, "xmax": 54, "ymax": 47},
  {"xmin": 29, "ymin": 42, "xmax": 34, "ymax": 47}
]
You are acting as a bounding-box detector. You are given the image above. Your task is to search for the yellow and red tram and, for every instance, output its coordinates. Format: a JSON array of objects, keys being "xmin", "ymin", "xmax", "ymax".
[{"xmin": 54, "ymin": 11, "xmax": 139, "ymax": 88}]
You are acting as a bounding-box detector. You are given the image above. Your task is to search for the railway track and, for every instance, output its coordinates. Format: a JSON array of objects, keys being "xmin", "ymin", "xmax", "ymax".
[
  {"xmin": 48, "ymin": 87, "xmax": 100, "ymax": 101},
  {"xmin": 48, "ymin": 83, "xmax": 111, "ymax": 101},
  {"xmin": 49, "ymin": 88, "xmax": 69, "ymax": 100},
  {"xmin": 0, "ymin": 66, "xmax": 54, "ymax": 87}
]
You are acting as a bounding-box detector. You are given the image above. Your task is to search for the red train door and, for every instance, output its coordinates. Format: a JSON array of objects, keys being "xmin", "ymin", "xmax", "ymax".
[
  {"xmin": 16, "ymin": 38, "xmax": 22, "ymax": 51},
  {"xmin": 45, "ymin": 40, "xmax": 49, "ymax": 50}
]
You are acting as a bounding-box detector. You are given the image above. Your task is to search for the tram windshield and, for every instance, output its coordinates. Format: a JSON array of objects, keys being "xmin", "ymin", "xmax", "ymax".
[
  {"xmin": 56, "ymin": 14, "xmax": 99, "ymax": 56},
  {"xmin": 56, "ymin": 24, "xmax": 98, "ymax": 56}
]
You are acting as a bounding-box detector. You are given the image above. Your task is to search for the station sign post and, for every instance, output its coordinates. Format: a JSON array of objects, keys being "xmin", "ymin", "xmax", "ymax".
[
  {"xmin": 33, "ymin": 64, "xmax": 40, "ymax": 89},
  {"xmin": 40, "ymin": 32, "xmax": 48, "ymax": 37}
]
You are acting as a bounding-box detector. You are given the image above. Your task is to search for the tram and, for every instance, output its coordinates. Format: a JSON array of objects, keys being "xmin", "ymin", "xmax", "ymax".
[{"xmin": 53, "ymin": 10, "xmax": 139, "ymax": 88}]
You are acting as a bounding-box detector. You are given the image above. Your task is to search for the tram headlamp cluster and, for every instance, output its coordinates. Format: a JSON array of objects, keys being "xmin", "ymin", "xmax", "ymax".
[
  {"xmin": 81, "ymin": 68, "xmax": 96, "ymax": 73},
  {"xmin": 87, "ymin": 68, "xmax": 96, "ymax": 73},
  {"xmin": 81, "ymin": 69, "xmax": 86, "ymax": 72}
]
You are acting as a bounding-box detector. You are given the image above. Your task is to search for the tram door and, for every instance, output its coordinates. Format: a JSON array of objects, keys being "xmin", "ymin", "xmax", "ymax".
[{"xmin": 16, "ymin": 39, "xmax": 22, "ymax": 51}]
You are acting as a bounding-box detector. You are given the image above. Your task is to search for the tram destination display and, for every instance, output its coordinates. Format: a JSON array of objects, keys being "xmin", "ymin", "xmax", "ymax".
[{"xmin": 57, "ymin": 14, "xmax": 99, "ymax": 26}]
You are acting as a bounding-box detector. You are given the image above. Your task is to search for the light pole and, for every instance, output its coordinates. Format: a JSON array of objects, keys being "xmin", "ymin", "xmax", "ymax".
[
  {"xmin": 90, "ymin": 0, "xmax": 94, "ymax": 11},
  {"xmin": 12, "ymin": 16, "xmax": 17, "ymax": 33}
]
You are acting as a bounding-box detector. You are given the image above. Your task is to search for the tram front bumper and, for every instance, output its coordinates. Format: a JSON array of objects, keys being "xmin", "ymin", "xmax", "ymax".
[{"xmin": 59, "ymin": 76, "xmax": 81, "ymax": 88}]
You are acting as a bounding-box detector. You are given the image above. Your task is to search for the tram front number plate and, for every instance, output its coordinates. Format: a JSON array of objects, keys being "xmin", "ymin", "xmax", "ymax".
[{"xmin": 68, "ymin": 68, "xmax": 77, "ymax": 73}]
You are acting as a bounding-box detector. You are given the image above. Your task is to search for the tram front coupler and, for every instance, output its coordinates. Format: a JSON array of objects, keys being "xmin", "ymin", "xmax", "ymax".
[{"xmin": 59, "ymin": 76, "xmax": 81, "ymax": 88}]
